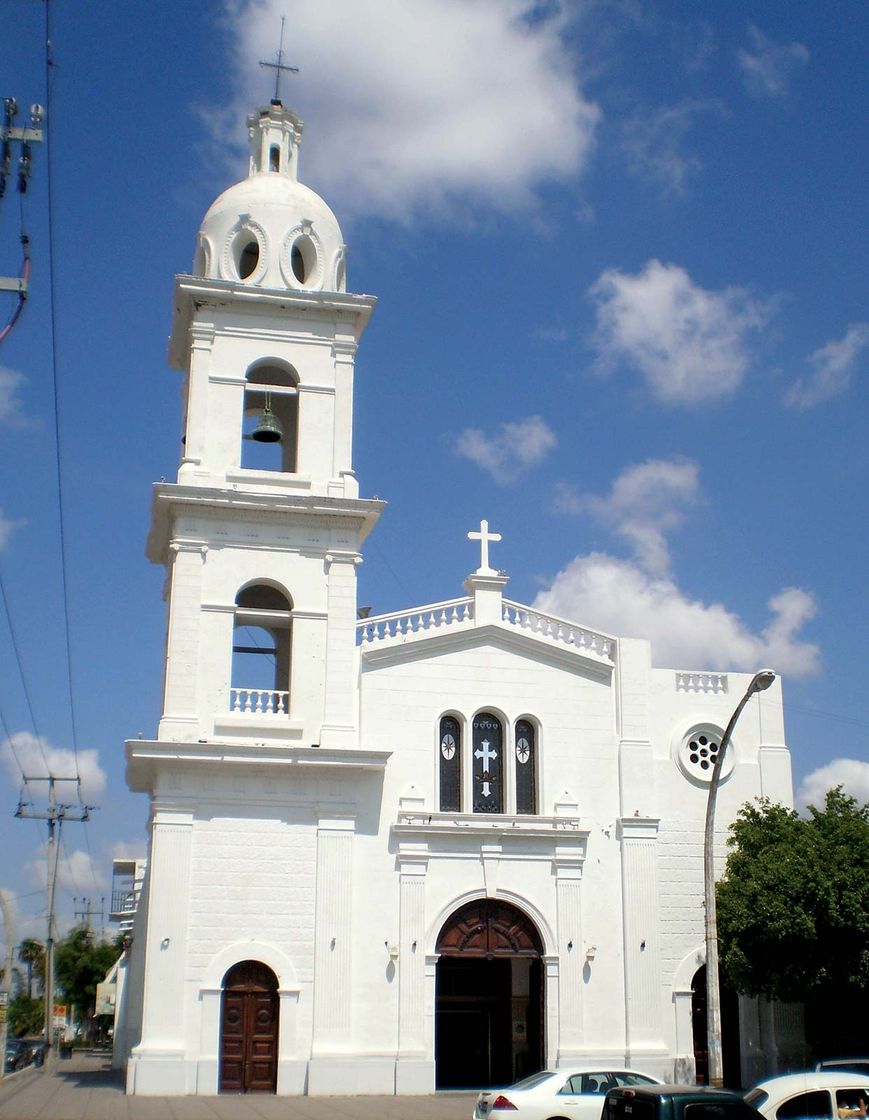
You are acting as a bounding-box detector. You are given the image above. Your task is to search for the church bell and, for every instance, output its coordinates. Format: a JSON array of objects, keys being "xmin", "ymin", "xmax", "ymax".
[{"xmin": 250, "ymin": 393, "xmax": 283, "ymax": 443}]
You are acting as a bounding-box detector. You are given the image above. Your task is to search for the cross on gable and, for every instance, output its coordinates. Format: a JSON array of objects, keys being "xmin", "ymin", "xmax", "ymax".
[
  {"xmin": 468, "ymin": 519, "xmax": 502, "ymax": 575},
  {"xmin": 259, "ymin": 16, "xmax": 300, "ymax": 103}
]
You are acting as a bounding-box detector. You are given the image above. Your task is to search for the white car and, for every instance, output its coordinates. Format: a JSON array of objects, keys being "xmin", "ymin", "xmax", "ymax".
[
  {"xmin": 745, "ymin": 1070, "xmax": 869, "ymax": 1120},
  {"xmin": 474, "ymin": 1069, "xmax": 662, "ymax": 1120}
]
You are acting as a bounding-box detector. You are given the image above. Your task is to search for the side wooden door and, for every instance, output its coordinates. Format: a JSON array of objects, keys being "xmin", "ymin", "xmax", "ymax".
[{"xmin": 219, "ymin": 961, "xmax": 278, "ymax": 1093}]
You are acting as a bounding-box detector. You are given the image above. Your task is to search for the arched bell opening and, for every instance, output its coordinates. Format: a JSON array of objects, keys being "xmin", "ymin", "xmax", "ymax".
[
  {"xmin": 435, "ymin": 898, "xmax": 544, "ymax": 1090},
  {"xmin": 219, "ymin": 960, "xmax": 279, "ymax": 1094},
  {"xmin": 231, "ymin": 584, "xmax": 293, "ymax": 716},
  {"xmin": 241, "ymin": 363, "xmax": 299, "ymax": 473}
]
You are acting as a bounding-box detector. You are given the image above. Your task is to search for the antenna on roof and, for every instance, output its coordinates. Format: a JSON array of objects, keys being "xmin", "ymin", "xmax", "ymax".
[{"xmin": 259, "ymin": 16, "xmax": 299, "ymax": 105}]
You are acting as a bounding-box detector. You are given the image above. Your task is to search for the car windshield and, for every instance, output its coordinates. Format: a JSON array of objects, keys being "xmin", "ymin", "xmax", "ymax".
[
  {"xmin": 744, "ymin": 1089, "xmax": 769, "ymax": 1108},
  {"xmin": 510, "ymin": 1071, "xmax": 557, "ymax": 1090}
]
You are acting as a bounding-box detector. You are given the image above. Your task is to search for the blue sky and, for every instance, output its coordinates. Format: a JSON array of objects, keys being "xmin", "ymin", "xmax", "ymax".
[{"xmin": 0, "ymin": 0, "xmax": 867, "ymax": 949}]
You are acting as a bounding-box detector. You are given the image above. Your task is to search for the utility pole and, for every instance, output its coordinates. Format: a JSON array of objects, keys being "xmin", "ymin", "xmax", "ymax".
[
  {"xmin": 0, "ymin": 97, "xmax": 43, "ymax": 348},
  {"xmin": 0, "ymin": 888, "xmax": 14, "ymax": 1082},
  {"xmin": 73, "ymin": 897, "xmax": 106, "ymax": 937},
  {"xmin": 16, "ymin": 776, "xmax": 93, "ymax": 1060}
]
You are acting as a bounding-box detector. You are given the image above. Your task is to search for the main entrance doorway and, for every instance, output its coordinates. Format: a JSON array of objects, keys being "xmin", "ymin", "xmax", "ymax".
[
  {"xmin": 219, "ymin": 960, "xmax": 279, "ymax": 1093},
  {"xmin": 435, "ymin": 899, "xmax": 544, "ymax": 1089}
]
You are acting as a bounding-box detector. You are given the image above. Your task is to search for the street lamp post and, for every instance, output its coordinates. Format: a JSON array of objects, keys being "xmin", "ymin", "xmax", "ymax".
[{"xmin": 704, "ymin": 668, "xmax": 776, "ymax": 1088}]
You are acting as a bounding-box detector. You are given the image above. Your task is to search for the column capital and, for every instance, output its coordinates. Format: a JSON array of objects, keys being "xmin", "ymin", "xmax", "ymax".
[{"xmin": 618, "ymin": 816, "xmax": 660, "ymax": 840}]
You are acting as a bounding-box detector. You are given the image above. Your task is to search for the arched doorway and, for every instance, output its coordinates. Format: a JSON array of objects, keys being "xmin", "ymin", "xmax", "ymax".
[
  {"xmin": 435, "ymin": 899, "xmax": 544, "ymax": 1089},
  {"xmin": 690, "ymin": 966, "xmax": 742, "ymax": 1088},
  {"xmin": 219, "ymin": 960, "xmax": 279, "ymax": 1093}
]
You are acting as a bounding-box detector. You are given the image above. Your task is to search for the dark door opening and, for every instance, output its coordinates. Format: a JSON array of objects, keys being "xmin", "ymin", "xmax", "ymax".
[
  {"xmin": 219, "ymin": 960, "xmax": 279, "ymax": 1093},
  {"xmin": 435, "ymin": 899, "xmax": 544, "ymax": 1089}
]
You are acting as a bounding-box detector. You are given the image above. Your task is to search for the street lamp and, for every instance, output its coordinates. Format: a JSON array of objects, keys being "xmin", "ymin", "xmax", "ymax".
[{"xmin": 704, "ymin": 668, "xmax": 776, "ymax": 1088}]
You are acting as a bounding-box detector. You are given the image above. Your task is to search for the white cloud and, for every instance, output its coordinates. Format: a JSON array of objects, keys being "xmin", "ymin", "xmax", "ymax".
[
  {"xmin": 454, "ymin": 415, "xmax": 557, "ymax": 483},
  {"xmin": 217, "ymin": 0, "xmax": 599, "ymax": 221},
  {"xmin": 622, "ymin": 100, "xmax": 724, "ymax": 195},
  {"xmin": 111, "ymin": 839, "xmax": 147, "ymax": 862},
  {"xmin": 25, "ymin": 846, "xmax": 107, "ymax": 893},
  {"xmin": 589, "ymin": 259, "xmax": 770, "ymax": 406},
  {"xmin": 533, "ymin": 551, "xmax": 820, "ymax": 677},
  {"xmin": 0, "ymin": 365, "xmax": 25, "ymax": 425},
  {"xmin": 737, "ymin": 25, "xmax": 809, "ymax": 98},
  {"xmin": 797, "ymin": 759, "xmax": 869, "ymax": 811},
  {"xmin": 784, "ymin": 323, "xmax": 869, "ymax": 409},
  {"xmin": 555, "ymin": 458, "xmax": 701, "ymax": 575},
  {"xmin": 0, "ymin": 509, "xmax": 21, "ymax": 551},
  {"xmin": 2, "ymin": 731, "xmax": 107, "ymax": 802}
]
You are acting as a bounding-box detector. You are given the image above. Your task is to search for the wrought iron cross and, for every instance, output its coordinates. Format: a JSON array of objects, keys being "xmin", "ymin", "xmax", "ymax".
[
  {"xmin": 468, "ymin": 519, "xmax": 502, "ymax": 574},
  {"xmin": 259, "ymin": 16, "xmax": 299, "ymax": 102}
]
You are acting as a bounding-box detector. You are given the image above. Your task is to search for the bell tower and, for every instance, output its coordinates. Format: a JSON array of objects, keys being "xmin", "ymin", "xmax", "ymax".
[{"xmin": 141, "ymin": 99, "xmax": 382, "ymax": 755}]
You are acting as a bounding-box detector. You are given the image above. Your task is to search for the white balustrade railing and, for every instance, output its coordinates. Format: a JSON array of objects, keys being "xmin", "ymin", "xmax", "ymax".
[
  {"xmin": 501, "ymin": 600, "xmax": 614, "ymax": 659},
  {"xmin": 230, "ymin": 688, "xmax": 290, "ymax": 715},
  {"xmin": 358, "ymin": 598, "xmax": 474, "ymax": 644},
  {"xmin": 675, "ymin": 671, "xmax": 728, "ymax": 694}
]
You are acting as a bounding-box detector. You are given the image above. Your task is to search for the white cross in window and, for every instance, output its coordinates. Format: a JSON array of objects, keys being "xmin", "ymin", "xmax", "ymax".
[
  {"xmin": 468, "ymin": 519, "xmax": 502, "ymax": 575},
  {"xmin": 474, "ymin": 739, "xmax": 498, "ymax": 773}
]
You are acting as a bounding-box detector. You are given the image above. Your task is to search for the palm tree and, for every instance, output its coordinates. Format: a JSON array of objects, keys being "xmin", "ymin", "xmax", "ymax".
[{"xmin": 18, "ymin": 938, "xmax": 45, "ymax": 999}]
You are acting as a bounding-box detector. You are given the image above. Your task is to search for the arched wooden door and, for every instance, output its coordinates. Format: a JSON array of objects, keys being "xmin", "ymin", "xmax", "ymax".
[
  {"xmin": 436, "ymin": 899, "xmax": 544, "ymax": 1089},
  {"xmin": 219, "ymin": 960, "xmax": 279, "ymax": 1093}
]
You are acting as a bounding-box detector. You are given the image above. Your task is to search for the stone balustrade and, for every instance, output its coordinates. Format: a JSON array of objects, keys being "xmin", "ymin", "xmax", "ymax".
[
  {"xmin": 501, "ymin": 600, "xmax": 615, "ymax": 659},
  {"xmin": 357, "ymin": 598, "xmax": 474, "ymax": 644},
  {"xmin": 675, "ymin": 671, "xmax": 728, "ymax": 693},
  {"xmin": 229, "ymin": 688, "xmax": 290, "ymax": 715}
]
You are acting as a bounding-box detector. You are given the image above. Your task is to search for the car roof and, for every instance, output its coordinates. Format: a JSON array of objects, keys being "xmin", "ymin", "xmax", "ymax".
[
  {"xmin": 609, "ymin": 1086, "xmax": 744, "ymax": 1098},
  {"xmin": 753, "ymin": 1072, "xmax": 869, "ymax": 1094},
  {"xmin": 557, "ymin": 1069, "xmax": 661, "ymax": 1077}
]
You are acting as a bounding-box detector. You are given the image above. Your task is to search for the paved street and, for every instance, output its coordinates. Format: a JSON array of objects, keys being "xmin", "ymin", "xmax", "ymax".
[{"xmin": 0, "ymin": 1052, "xmax": 474, "ymax": 1119}]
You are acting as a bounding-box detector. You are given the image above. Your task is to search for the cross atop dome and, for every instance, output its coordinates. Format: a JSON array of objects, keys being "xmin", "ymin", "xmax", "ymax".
[{"xmin": 259, "ymin": 16, "xmax": 299, "ymax": 105}]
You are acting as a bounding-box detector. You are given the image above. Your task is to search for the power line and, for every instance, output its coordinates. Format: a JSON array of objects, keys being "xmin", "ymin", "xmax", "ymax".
[
  {"xmin": 0, "ymin": 562, "xmax": 50, "ymax": 772},
  {"xmin": 40, "ymin": 0, "xmax": 82, "ymax": 798}
]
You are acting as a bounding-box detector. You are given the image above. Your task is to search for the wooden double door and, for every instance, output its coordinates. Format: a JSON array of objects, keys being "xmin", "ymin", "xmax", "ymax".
[{"xmin": 219, "ymin": 961, "xmax": 279, "ymax": 1093}]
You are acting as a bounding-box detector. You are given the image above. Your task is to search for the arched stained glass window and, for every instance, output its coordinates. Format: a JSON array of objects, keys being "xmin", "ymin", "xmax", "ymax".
[
  {"xmin": 439, "ymin": 716, "xmax": 461, "ymax": 812},
  {"xmin": 472, "ymin": 712, "xmax": 502, "ymax": 814},
  {"xmin": 514, "ymin": 719, "xmax": 536, "ymax": 814}
]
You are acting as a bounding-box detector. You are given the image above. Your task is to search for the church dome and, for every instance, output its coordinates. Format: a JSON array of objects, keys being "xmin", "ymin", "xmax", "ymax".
[{"xmin": 194, "ymin": 102, "xmax": 347, "ymax": 293}]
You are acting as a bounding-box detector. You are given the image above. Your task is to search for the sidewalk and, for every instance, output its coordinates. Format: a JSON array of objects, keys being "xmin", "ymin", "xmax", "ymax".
[{"xmin": 0, "ymin": 1052, "xmax": 474, "ymax": 1119}]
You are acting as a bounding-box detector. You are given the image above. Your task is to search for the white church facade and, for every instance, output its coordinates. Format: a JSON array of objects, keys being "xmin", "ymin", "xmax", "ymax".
[{"xmin": 121, "ymin": 98, "xmax": 802, "ymax": 1097}]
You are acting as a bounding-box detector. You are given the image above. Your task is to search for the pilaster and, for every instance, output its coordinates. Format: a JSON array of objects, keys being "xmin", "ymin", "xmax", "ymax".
[
  {"xmin": 618, "ymin": 817, "xmax": 664, "ymax": 1058},
  {"xmin": 554, "ymin": 849, "xmax": 585, "ymax": 1057},
  {"xmin": 332, "ymin": 338, "xmax": 356, "ymax": 479},
  {"xmin": 319, "ymin": 553, "xmax": 361, "ymax": 749},
  {"xmin": 311, "ymin": 816, "xmax": 355, "ymax": 1052},
  {"xmin": 160, "ymin": 543, "xmax": 207, "ymax": 739},
  {"xmin": 178, "ymin": 324, "xmax": 214, "ymax": 480},
  {"xmin": 128, "ymin": 808, "xmax": 193, "ymax": 1093},
  {"xmin": 396, "ymin": 842, "xmax": 431, "ymax": 1093}
]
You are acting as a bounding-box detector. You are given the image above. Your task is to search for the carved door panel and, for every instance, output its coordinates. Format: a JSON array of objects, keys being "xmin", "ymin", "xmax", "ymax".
[
  {"xmin": 220, "ymin": 990, "xmax": 246, "ymax": 1092},
  {"xmin": 245, "ymin": 990, "xmax": 279, "ymax": 1092}
]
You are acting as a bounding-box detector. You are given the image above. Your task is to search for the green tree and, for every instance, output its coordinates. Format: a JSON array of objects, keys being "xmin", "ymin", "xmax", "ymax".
[
  {"xmin": 53, "ymin": 926, "xmax": 119, "ymax": 1029},
  {"xmin": 7, "ymin": 993, "xmax": 43, "ymax": 1037},
  {"xmin": 717, "ymin": 787, "xmax": 869, "ymax": 1054},
  {"xmin": 17, "ymin": 938, "xmax": 45, "ymax": 999}
]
